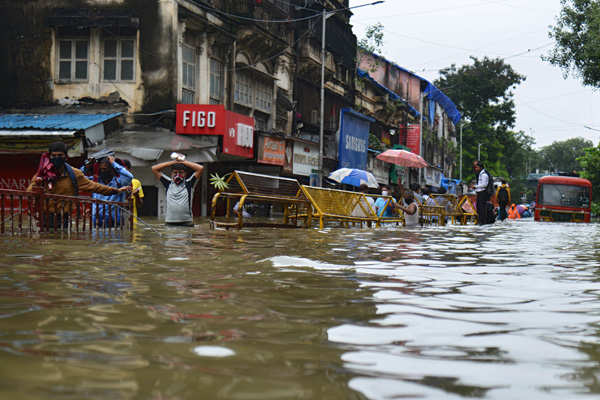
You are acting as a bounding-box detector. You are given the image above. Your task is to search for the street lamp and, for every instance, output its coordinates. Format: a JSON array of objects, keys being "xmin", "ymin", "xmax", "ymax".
[{"xmin": 318, "ymin": 0, "xmax": 385, "ymax": 186}]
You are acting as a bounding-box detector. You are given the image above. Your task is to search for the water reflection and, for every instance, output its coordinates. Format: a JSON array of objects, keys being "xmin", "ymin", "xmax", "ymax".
[{"xmin": 0, "ymin": 219, "xmax": 600, "ymax": 398}]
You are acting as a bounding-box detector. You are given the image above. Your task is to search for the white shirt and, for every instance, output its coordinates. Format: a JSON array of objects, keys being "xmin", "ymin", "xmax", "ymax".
[{"xmin": 475, "ymin": 169, "xmax": 489, "ymax": 193}]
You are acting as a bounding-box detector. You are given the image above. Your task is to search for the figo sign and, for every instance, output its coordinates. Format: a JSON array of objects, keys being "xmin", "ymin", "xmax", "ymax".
[
  {"xmin": 176, "ymin": 104, "xmax": 254, "ymax": 158},
  {"xmin": 176, "ymin": 104, "xmax": 225, "ymax": 135}
]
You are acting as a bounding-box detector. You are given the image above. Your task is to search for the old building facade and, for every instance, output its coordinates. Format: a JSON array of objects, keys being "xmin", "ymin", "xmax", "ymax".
[{"xmin": 1, "ymin": 0, "xmax": 461, "ymax": 218}]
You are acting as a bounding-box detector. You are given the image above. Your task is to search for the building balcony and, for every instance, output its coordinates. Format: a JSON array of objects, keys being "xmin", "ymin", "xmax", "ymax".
[{"xmin": 299, "ymin": 42, "xmax": 336, "ymax": 75}]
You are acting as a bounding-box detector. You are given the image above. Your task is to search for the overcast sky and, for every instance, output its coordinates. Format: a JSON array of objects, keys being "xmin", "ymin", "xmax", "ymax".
[{"xmin": 349, "ymin": 0, "xmax": 600, "ymax": 148}]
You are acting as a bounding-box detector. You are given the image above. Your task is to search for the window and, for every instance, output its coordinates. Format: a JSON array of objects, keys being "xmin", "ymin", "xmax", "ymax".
[
  {"xmin": 182, "ymin": 44, "xmax": 196, "ymax": 104},
  {"xmin": 254, "ymin": 113, "xmax": 269, "ymax": 131},
  {"xmin": 541, "ymin": 184, "xmax": 590, "ymax": 207},
  {"xmin": 234, "ymin": 71, "xmax": 253, "ymax": 107},
  {"xmin": 209, "ymin": 58, "xmax": 224, "ymax": 104},
  {"xmin": 103, "ymin": 38, "xmax": 135, "ymax": 81},
  {"xmin": 255, "ymin": 79, "xmax": 273, "ymax": 113},
  {"xmin": 58, "ymin": 40, "xmax": 88, "ymax": 81}
]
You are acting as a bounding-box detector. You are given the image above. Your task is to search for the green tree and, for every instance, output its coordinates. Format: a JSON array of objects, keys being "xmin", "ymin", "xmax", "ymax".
[
  {"xmin": 358, "ymin": 22, "xmax": 384, "ymax": 54},
  {"xmin": 538, "ymin": 137, "xmax": 593, "ymax": 173},
  {"xmin": 435, "ymin": 57, "xmax": 531, "ymax": 182},
  {"xmin": 577, "ymin": 144, "xmax": 600, "ymax": 209},
  {"xmin": 545, "ymin": 0, "xmax": 600, "ymax": 87}
]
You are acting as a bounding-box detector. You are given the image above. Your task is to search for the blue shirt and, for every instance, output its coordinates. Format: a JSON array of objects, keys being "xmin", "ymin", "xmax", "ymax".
[
  {"xmin": 374, "ymin": 197, "xmax": 394, "ymax": 217},
  {"xmin": 84, "ymin": 161, "xmax": 133, "ymax": 226}
]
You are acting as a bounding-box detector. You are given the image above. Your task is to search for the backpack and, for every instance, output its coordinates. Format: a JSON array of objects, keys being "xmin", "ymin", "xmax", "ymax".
[
  {"xmin": 497, "ymin": 186, "xmax": 509, "ymax": 204},
  {"xmin": 485, "ymin": 171, "xmax": 494, "ymax": 196},
  {"xmin": 65, "ymin": 164, "xmax": 79, "ymax": 196}
]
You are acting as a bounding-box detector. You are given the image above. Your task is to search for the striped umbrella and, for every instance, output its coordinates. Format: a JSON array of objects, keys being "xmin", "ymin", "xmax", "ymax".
[{"xmin": 328, "ymin": 168, "xmax": 379, "ymax": 188}]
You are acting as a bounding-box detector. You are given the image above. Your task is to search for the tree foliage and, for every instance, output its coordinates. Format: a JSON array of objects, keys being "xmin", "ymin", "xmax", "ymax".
[
  {"xmin": 546, "ymin": 0, "xmax": 600, "ymax": 87},
  {"xmin": 435, "ymin": 57, "xmax": 532, "ymax": 182},
  {"xmin": 358, "ymin": 23, "xmax": 384, "ymax": 54},
  {"xmin": 577, "ymin": 144, "xmax": 600, "ymax": 205},
  {"xmin": 538, "ymin": 137, "xmax": 593, "ymax": 173}
]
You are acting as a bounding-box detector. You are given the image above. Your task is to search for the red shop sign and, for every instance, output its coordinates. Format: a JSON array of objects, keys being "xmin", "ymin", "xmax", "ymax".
[
  {"xmin": 404, "ymin": 124, "xmax": 421, "ymax": 155},
  {"xmin": 176, "ymin": 104, "xmax": 226, "ymax": 135},
  {"xmin": 176, "ymin": 104, "xmax": 254, "ymax": 159},
  {"xmin": 222, "ymin": 110, "xmax": 254, "ymax": 159}
]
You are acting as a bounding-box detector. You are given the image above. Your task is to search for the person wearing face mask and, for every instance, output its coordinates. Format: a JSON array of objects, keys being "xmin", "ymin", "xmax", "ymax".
[
  {"xmin": 151, "ymin": 157, "xmax": 204, "ymax": 226},
  {"xmin": 83, "ymin": 155, "xmax": 133, "ymax": 227},
  {"xmin": 374, "ymin": 185, "xmax": 398, "ymax": 217},
  {"xmin": 27, "ymin": 142, "xmax": 130, "ymax": 229}
]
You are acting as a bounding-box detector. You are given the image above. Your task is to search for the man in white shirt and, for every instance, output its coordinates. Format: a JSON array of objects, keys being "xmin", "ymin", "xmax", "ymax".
[{"xmin": 473, "ymin": 160, "xmax": 490, "ymax": 225}]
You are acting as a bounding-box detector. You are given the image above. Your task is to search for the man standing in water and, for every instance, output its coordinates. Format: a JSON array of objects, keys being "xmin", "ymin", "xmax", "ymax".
[
  {"xmin": 151, "ymin": 156, "xmax": 204, "ymax": 226},
  {"xmin": 473, "ymin": 160, "xmax": 492, "ymax": 225}
]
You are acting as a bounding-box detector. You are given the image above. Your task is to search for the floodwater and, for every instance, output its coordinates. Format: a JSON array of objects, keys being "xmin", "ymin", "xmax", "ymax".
[{"xmin": 1, "ymin": 219, "xmax": 600, "ymax": 399}]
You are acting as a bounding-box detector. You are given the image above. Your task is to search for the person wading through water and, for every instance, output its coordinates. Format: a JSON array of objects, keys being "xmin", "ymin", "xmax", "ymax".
[
  {"xmin": 151, "ymin": 154, "xmax": 204, "ymax": 226},
  {"xmin": 496, "ymin": 179, "xmax": 511, "ymax": 221},
  {"xmin": 472, "ymin": 160, "xmax": 494, "ymax": 225},
  {"xmin": 27, "ymin": 141, "xmax": 130, "ymax": 229}
]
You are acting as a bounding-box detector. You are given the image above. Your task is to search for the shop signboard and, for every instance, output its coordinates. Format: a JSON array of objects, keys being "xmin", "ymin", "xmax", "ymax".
[
  {"xmin": 258, "ymin": 136, "xmax": 285, "ymax": 166},
  {"xmin": 283, "ymin": 140, "xmax": 293, "ymax": 174},
  {"xmin": 176, "ymin": 104, "xmax": 225, "ymax": 135},
  {"xmin": 222, "ymin": 111, "xmax": 254, "ymax": 158},
  {"xmin": 292, "ymin": 141, "xmax": 319, "ymax": 176},
  {"xmin": 176, "ymin": 104, "xmax": 254, "ymax": 159},
  {"xmin": 424, "ymin": 166, "xmax": 442, "ymax": 188},
  {"xmin": 404, "ymin": 124, "xmax": 421, "ymax": 155},
  {"xmin": 338, "ymin": 108, "xmax": 373, "ymax": 170}
]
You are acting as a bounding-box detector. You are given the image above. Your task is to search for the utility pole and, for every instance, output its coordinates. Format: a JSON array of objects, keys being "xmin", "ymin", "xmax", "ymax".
[
  {"xmin": 477, "ymin": 143, "xmax": 482, "ymax": 160},
  {"xmin": 459, "ymin": 123, "xmax": 463, "ymax": 181},
  {"xmin": 317, "ymin": 1, "xmax": 384, "ymax": 187},
  {"xmin": 318, "ymin": 7, "xmax": 327, "ymax": 187}
]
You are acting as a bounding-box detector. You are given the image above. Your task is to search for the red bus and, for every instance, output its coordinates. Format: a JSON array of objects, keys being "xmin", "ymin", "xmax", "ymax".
[{"xmin": 535, "ymin": 176, "xmax": 592, "ymax": 223}]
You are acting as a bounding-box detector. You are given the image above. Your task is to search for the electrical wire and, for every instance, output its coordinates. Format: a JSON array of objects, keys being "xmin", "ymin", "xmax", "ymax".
[{"xmin": 191, "ymin": 1, "xmax": 322, "ymax": 23}]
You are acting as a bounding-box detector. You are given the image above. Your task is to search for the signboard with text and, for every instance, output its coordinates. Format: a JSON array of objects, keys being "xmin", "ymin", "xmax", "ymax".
[
  {"xmin": 404, "ymin": 124, "xmax": 421, "ymax": 155},
  {"xmin": 176, "ymin": 104, "xmax": 254, "ymax": 159},
  {"xmin": 258, "ymin": 136, "xmax": 285, "ymax": 166},
  {"xmin": 424, "ymin": 166, "xmax": 442, "ymax": 188},
  {"xmin": 176, "ymin": 104, "xmax": 226, "ymax": 135},
  {"xmin": 292, "ymin": 141, "xmax": 319, "ymax": 176},
  {"xmin": 222, "ymin": 111, "xmax": 254, "ymax": 158},
  {"xmin": 338, "ymin": 108, "xmax": 373, "ymax": 170}
]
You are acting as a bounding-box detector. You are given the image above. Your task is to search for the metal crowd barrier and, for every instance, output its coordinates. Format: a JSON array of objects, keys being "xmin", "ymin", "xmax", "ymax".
[
  {"xmin": 0, "ymin": 189, "xmax": 133, "ymax": 235},
  {"xmin": 210, "ymin": 171, "xmax": 311, "ymax": 229}
]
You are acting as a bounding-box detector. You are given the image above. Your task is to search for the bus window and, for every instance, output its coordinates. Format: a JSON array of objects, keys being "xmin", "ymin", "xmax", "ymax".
[{"xmin": 540, "ymin": 184, "xmax": 590, "ymax": 208}]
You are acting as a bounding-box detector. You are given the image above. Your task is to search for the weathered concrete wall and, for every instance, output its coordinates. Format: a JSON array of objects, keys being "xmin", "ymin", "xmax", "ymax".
[{"xmin": 0, "ymin": 0, "xmax": 177, "ymax": 112}]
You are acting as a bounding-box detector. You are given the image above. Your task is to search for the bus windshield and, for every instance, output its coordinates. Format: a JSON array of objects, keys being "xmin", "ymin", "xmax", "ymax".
[{"xmin": 540, "ymin": 184, "xmax": 590, "ymax": 208}]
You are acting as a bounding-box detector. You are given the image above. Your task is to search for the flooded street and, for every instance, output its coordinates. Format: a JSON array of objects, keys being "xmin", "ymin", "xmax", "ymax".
[{"xmin": 1, "ymin": 219, "xmax": 600, "ymax": 399}]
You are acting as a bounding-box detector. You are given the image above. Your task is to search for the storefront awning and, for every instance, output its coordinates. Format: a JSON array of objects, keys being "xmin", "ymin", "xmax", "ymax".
[
  {"xmin": 0, "ymin": 130, "xmax": 76, "ymax": 136},
  {"xmin": 89, "ymin": 129, "xmax": 219, "ymax": 164}
]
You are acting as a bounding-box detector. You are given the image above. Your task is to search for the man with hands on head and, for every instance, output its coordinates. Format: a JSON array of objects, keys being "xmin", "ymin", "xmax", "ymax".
[{"xmin": 152, "ymin": 154, "xmax": 204, "ymax": 226}]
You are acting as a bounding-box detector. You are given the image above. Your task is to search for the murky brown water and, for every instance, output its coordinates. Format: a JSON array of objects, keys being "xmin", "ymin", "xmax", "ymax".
[{"xmin": 1, "ymin": 219, "xmax": 600, "ymax": 399}]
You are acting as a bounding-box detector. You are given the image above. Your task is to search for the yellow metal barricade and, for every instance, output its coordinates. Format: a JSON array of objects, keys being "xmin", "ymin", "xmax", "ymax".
[
  {"xmin": 431, "ymin": 194, "xmax": 459, "ymax": 224},
  {"xmin": 418, "ymin": 197, "xmax": 446, "ymax": 226},
  {"xmin": 210, "ymin": 171, "xmax": 311, "ymax": 229},
  {"xmin": 457, "ymin": 195, "xmax": 478, "ymax": 224},
  {"xmin": 300, "ymin": 186, "xmax": 379, "ymax": 229}
]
